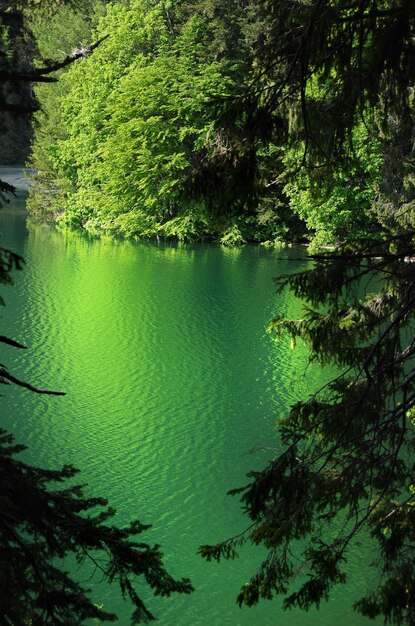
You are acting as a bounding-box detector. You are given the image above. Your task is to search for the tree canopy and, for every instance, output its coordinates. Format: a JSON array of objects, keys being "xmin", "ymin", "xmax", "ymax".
[
  {"xmin": 196, "ymin": 2, "xmax": 415, "ymax": 624},
  {"xmin": 28, "ymin": 0, "xmax": 307, "ymax": 244}
]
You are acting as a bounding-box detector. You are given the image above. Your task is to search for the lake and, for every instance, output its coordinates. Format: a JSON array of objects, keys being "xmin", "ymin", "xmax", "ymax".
[{"xmin": 0, "ymin": 172, "xmax": 378, "ymax": 625}]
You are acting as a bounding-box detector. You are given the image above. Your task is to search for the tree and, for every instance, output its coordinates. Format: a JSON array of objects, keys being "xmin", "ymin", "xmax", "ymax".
[
  {"xmin": 26, "ymin": 0, "xmax": 107, "ymax": 216},
  {"xmin": 199, "ymin": 1, "xmax": 415, "ymax": 624},
  {"xmin": 28, "ymin": 0, "xmax": 307, "ymax": 244},
  {"xmin": 0, "ymin": 4, "xmax": 193, "ymax": 623}
]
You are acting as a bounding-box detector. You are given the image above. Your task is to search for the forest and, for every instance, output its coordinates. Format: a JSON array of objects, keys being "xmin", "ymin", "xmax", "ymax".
[
  {"xmin": 1, "ymin": 0, "xmax": 415, "ymax": 624},
  {"xmin": 27, "ymin": 0, "xmax": 381, "ymax": 247}
]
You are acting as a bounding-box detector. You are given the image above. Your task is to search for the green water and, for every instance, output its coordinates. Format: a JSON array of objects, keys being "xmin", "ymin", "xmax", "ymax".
[{"xmin": 0, "ymin": 200, "xmax": 378, "ymax": 625}]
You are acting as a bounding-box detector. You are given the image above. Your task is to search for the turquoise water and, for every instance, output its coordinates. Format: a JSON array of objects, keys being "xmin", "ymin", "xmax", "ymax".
[{"xmin": 0, "ymin": 201, "xmax": 378, "ymax": 625}]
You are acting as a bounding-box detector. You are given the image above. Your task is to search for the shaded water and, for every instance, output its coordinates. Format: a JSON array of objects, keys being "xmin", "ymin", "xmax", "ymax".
[{"xmin": 0, "ymin": 183, "xmax": 378, "ymax": 624}]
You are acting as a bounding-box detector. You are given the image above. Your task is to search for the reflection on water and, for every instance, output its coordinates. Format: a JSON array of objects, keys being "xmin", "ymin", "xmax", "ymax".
[{"xmin": 0, "ymin": 197, "xmax": 379, "ymax": 625}]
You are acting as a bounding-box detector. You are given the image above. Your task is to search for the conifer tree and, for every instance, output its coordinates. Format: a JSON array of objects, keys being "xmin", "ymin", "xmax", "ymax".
[{"xmin": 200, "ymin": 2, "xmax": 415, "ymax": 623}]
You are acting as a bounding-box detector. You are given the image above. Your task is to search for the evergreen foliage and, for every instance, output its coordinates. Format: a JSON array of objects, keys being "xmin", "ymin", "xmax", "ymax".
[
  {"xmin": 28, "ymin": 0, "xmax": 307, "ymax": 243},
  {"xmin": 201, "ymin": 235, "xmax": 415, "ymax": 621},
  {"xmin": 0, "ymin": 428, "xmax": 193, "ymax": 625},
  {"xmin": 199, "ymin": 2, "xmax": 415, "ymax": 623},
  {"xmin": 26, "ymin": 0, "xmax": 105, "ymax": 219}
]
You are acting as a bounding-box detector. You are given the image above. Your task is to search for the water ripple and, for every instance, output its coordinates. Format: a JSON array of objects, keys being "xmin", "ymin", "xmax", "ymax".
[{"xmin": 0, "ymin": 212, "xmax": 379, "ymax": 626}]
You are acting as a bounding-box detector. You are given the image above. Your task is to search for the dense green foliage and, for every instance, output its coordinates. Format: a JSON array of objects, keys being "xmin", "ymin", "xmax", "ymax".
[
  {"xmin": 283, "ymin": 122, "xmax": 382, "ymax": 249},
  {"xmin": 28, "ymin": 0, "xmax": 309, "ymax": 243},
  {"xmin": 28, "ymin": 0, "xmax": 398, "ymax": 248},
  {"xmin": 26, "ymin": 0, "xmax": 105, "ymax": 216}
]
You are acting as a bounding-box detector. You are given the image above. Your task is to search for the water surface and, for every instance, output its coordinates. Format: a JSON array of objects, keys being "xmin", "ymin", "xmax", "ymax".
[{"xmin": 0, "ymin": 187, "xmax": 378, "ymax": 624}]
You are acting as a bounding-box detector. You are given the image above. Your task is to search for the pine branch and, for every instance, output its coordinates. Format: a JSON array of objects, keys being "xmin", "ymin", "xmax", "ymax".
[
  {"xmin": 0, "ymin": 367, "xmax": 65, "ymax": 395},
  {"xmin": 0, "ymin": 35, "xmax": 108, "ymax": 84}
]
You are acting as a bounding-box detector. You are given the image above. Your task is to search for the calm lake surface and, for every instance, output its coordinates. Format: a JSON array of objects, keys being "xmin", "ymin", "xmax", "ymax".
[{"xmin": 0, "ymin": 175, "xmax": 378, "ymax": 625}]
